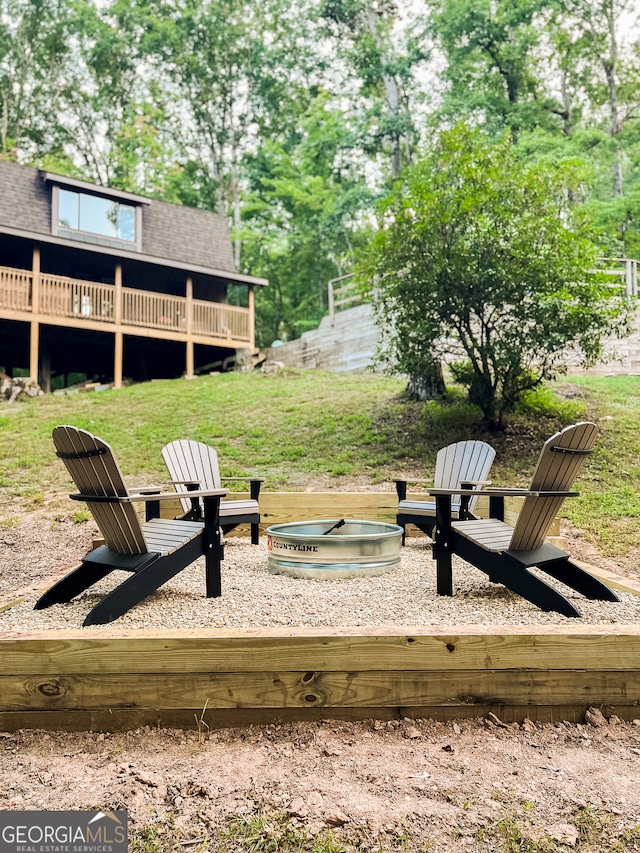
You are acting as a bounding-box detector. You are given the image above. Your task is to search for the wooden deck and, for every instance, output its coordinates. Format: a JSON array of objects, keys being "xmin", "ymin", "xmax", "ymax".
[{"xmin": 0, "ymin": 264, "xmax": 251, "ymax": 346}]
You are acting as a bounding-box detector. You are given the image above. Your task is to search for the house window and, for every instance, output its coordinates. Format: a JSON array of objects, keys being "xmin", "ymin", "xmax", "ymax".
[{"xmin": 57, "ymin": 189, "xmax": 137, "ymax": 245}]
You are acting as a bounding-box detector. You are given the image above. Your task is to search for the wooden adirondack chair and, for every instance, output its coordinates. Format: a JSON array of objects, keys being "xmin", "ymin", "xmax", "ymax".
[
  {"xmin": 162, "ymin": 440, "xmax": 262, "ymax": 545},
  {"xmin": 395, "ymin": 440, "xmax": 496, "ymax": 543},
  {"xmin": 430, "ymin": 422, "xmax": 619, "ymax": 617},
  {"xmin": 35, "ymin": 426, "xmax": 227, "ymax": 626}
]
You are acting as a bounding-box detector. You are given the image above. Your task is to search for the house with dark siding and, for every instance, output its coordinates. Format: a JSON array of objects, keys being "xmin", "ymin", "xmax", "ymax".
[{"xmin": 0, "ymin": 160, "xmax": 267, "ymax": 390}]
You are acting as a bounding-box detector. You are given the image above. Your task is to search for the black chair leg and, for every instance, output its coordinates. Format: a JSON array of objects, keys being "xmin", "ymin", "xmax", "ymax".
[
  {"xmin": 433, "ymin": 495, "xmax": 453, "ymax": 596},
  {"xmin": 82, "ymin": 536, "xmax": 211, "ymax": 625},
  {"xmin": 35, "ymin": 562, "xmax": 114, "ymax": 609},
  {"xmin": 540, "ymin": 559, "xmax": 620, "ymax": 602},
  {"xmin": 452, "ymin": 536, "xmax": 582, "ymax": 617},
  {"xmin": 82, "ymin": 535, "xmax": 207, "ymax": 625},
  {"xmin": 82, "ymin": 555, "xmax": 184, "ymax": 626},
  {"xmin": 486, "ymin": 561, "xmax": 581, "ymax": 617},
  {"xmin": 204, "ymin": 495, "xmax": 222, "ymax": 598}
]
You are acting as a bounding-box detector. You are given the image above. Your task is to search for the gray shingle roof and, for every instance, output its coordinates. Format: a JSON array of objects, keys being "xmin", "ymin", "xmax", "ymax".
[
  {"xmin": 0, "ymin": 160, "xmax": 52, "ymax": 235},
  {"xmin": 143, "ymin": 196, "xmax": 235, "ymax": 271},
  {"xmin": 0, "ymin": 160, "xmax": 237, "ymax": 273}
]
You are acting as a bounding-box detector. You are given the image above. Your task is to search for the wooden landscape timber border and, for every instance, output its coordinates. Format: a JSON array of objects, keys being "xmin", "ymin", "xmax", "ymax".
[
  {"xmin": 2, "ymin": 492, "xmax": 639, "ymax": 733},
  {"xmin": 1, "ymin": 626, "xmax": 640, "ymax": 732}
]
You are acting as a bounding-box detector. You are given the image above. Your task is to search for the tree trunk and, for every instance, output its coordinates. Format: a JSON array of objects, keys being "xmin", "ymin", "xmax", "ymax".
[
  {"xmin": 560, "ymin": 70, "xmax": 573, "ymax": 137},
  {"xmin": 232, "ymin": 178, "xmax": 241, "ymax": 269},
  {"xmin": 603, "ymin": 1, "xmax": 623, "ymax": 196},
  {"xmin": 405, "ymin": 362, "xmax": 446, "ymax": 400},
  {"xmin": 364, "ymin": 5, "xmax": 405, "ymax": 177},
  {"xmin": 467, "ymin": 373, "xmax": 503, "ymax": 430}
]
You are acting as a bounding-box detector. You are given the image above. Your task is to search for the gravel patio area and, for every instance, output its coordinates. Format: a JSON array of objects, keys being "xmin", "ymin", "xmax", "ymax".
[{"xmin": 2, "ymin": 530, "xmax": 640, "ymax": 631}]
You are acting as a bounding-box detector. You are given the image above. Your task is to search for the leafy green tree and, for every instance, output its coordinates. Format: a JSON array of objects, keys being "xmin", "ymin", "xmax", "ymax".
[
  {"xmin": 139, "ymin": 0, "xmax": 318, "ymax": 266},
  {"xmin": 425, "ymin": 0, "xmax": 560, "ymax": 137},
  {"xmin": 242, "ymin": 93, "xmax": 373, "ymax": 345},
  {"xmin": 320, "ymin": 0, "xmax": 426, "ymax": 178},
  {"xmin": 427, "ymin": 0, "xmax": 640, "ymax": 253},
  {"xmin": 364, "ymin": 124, "xmax": 632, "ymax": 430},
  {"xmin": 561, "ymin": 0, "xmax": 640, "ymax": 197},
  {"xmin": 514, "ymin": 126, "xmax": 638, "ymax": 256},
  {"xmin": 59, "ymin": 0, "xmax": 179, "ymax": 192},
  {"xmin": 0, "ymin": 0, "xmax": 74, "ymax": 158},
  {"xmin": 550, "ymin": 0, "xmax": 640, "ymax": 252}
]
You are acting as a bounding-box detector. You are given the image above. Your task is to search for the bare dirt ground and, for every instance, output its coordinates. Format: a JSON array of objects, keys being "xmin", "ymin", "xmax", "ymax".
[
  {"xmin": 2, "ymin": 507, "xmax": 640, "ymax": 851},
  {"xmin": 1, "ymin": 715, "xmax": 640, "ymax": 852}
]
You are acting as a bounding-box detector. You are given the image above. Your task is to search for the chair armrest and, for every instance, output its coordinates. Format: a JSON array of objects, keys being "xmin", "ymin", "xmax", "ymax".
[
  {"xmin": 393, "ymin": 477, "xmax": 434, "ymax": 501},
  {"xmin": 392, "ymin": 477, "xmax": 434, "ymax": 485},
  {"xmin": 127, "ymin": 488, "xmax": 227, "ymax": 523},
  {"xmin": 429, "ymin": 487, "xmax": 580, "ymax": 498},
  {"xmin": 475, "ymin": 487, "xmax": 579, "ymax": 498},
  {"xmin": 125, "ymin": 488, "xmax": 228, "ymax": 502},
  {"xmin": 70, "ymin": 488, "xmax": 228, "ymax": 503},
  {"xmin": 430, "ymin": 487, "xmax": 579, "ymax": 527},
  {"xmin": 221, "ymin": 477, "xmax": 263, "ymax": 501},
  {"xmin": 430, "ymin": 487, "xmax": 530, "ymax": 497},
  {"xmin": 480, "ymin": 487, "xmax": 537, "ymax": 496}
]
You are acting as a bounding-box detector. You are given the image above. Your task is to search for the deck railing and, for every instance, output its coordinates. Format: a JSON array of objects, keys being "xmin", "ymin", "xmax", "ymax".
[
  {"xmin": 0, "ymin": 265, "xmax": 251, "ymax": 342},
  {"xmin": 327, "ymin": 273, "xmax": 360, "ymax": 322},
  {"xmin": 41, "ymin": 274, "xmax": 115, "ymax": 322},
  {"xmin": 0, "ymin": 265, "xmax": 32, "ymax": 311},
  {"xmin": 123, "ymin": 288, "xmax": 186, "ymax": 333},
  {"xmin": 593, "ymin": 258, "xmax": 638, "ymax": 298},
  {"xmin": 192, "ymin": 299, "xmax": 249, "ymax": 340},
  {"xmin": 326, "ymin": 272, "xmax": 382, "ymax": 327}
]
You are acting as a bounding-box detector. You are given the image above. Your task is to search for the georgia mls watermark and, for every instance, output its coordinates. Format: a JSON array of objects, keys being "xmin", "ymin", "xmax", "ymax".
[{"xmin": 0, "ymin": 811, "xmax": 127, "ymax": 853}]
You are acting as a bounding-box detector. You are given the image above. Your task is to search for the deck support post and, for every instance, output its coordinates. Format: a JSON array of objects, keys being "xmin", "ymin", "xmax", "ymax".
[
  {"xmin": 29, "ymin": 321, "xmax": 39, "ymax": 384},
  {"xmin": 248, "ymin": 286, "xmax": 255, "ymax": 351},
  {"xmin": 40, "ymin": 342, "xmax": 51, "ymax": 393},
  {"xmin": 114, "ymin": 263, "xmax": 122, "ymax": 325},
  {"xmin": 186, "ymin": 341, "xmax": 194, "ymax": 379},
  {"xmin": 30, "ymin": 247, "xmax": 41, "ymax": 384},
  {"xmin": 114, "ymin": 331, "xmax": 123, "ymax": 390},
  {"xmin": 185, "ymin": 276, "xmax": 194, "ymax": 378},
  {"xmin": 113, "ymin": 264, "xmax": 123, "ymax": 389}
]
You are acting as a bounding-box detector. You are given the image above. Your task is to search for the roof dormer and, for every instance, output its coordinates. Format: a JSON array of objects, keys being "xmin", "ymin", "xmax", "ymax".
[{"xmin": 43, "ymin": 172, "xmax": 149, "ymax": 253}]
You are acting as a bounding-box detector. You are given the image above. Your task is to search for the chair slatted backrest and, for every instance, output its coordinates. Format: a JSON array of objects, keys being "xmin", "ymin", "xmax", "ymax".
[
  {"xmin": 162, "ymin": 439, "xmax": 222, "ymax": 516},
  {"xmin": 510, "ymin": 422, "xmax": 598, "ymax": 552},
  {"xmin": 53, "ymin": 425, "xmax": 148, "ymax": 555},
  {"xmin": 434, "ymin": 440, "xmax": 496, "ymax": 514}
]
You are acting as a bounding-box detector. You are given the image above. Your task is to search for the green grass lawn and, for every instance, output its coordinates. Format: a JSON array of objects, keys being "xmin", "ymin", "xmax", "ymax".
[{"xmin": 1, "ymin": 369, "xmax": 638, "ymax": 561}]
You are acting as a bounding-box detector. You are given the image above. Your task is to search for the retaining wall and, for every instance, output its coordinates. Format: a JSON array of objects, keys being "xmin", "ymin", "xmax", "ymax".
[{"xmin": 265, "ymin": 305, "xmax": 640, "ymax": 376}]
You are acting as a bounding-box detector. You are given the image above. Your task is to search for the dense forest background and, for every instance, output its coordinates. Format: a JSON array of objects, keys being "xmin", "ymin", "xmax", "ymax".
[{"xmin": 1, "ymin": 0, "xmax": 639, "ymax": 347}]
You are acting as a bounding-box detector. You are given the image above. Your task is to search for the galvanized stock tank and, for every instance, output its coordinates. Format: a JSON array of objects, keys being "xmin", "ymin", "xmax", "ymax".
[{"xmin": 266, "ymin": 519, "xmax": 403, "ymax": 579}]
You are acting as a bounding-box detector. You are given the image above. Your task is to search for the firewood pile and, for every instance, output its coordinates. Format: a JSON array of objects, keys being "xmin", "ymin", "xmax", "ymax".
[{"xmin": 0, "ymin": 374, "xmax": 44, "ymax": 403}]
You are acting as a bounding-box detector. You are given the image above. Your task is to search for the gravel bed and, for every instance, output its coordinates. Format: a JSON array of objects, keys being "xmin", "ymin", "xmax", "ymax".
[
  {"xmin": 2, "ymin": 537, "xmax": 639, "ymax": 631},
  {"xmin": 0, "ymin": 515, "xmax": 94, "ymax": 597}
]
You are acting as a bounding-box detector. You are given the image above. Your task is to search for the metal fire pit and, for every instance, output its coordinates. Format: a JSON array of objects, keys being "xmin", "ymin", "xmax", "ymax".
[{"xmin": 266, "ymin": 519, "xmax": 403, "ymax": 579}]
